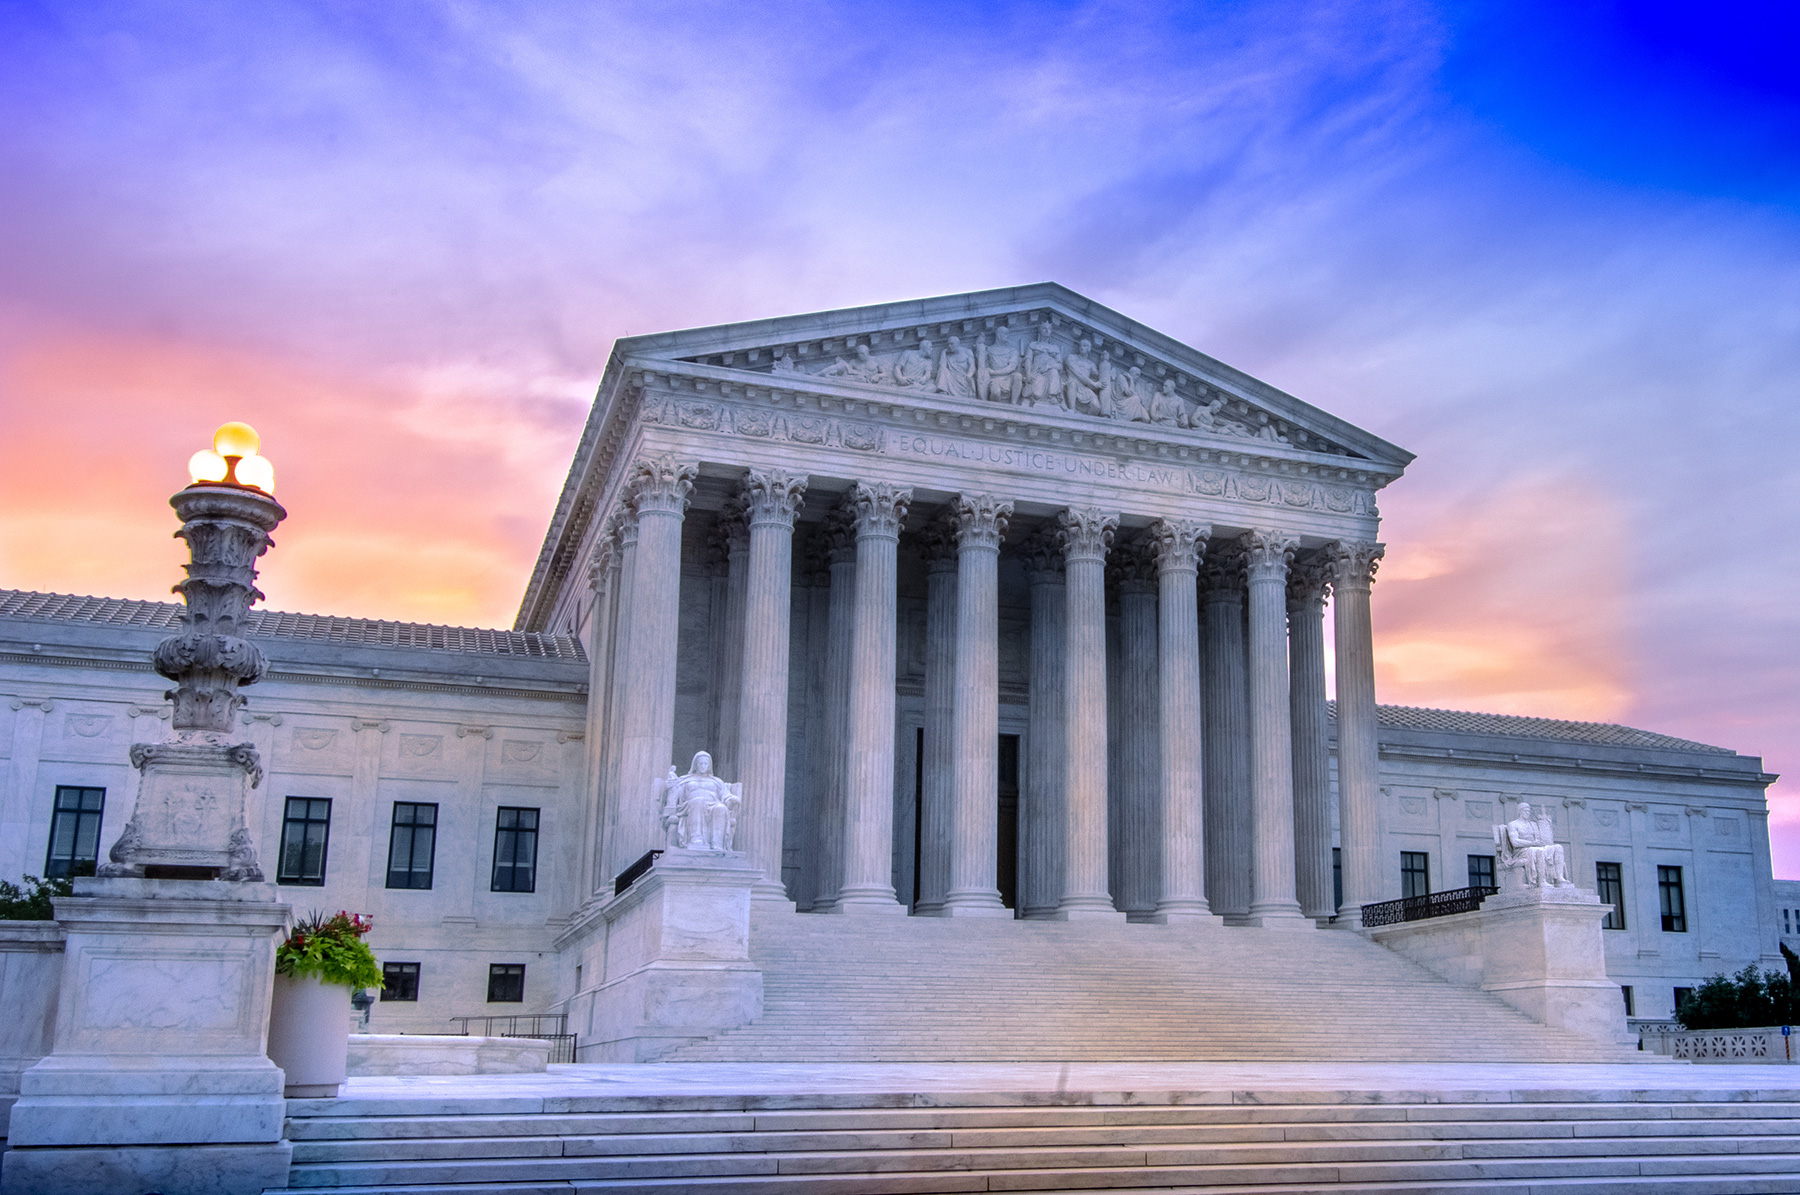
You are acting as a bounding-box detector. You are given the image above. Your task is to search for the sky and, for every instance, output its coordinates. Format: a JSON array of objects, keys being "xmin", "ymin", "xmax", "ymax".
[{"xmin": 1, "ymin": 1, "xmax": 1797, "ymax": 867}]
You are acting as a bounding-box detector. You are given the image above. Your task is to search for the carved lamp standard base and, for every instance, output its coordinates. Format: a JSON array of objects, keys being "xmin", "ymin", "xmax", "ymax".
[{"xmin": 98, "ymin": 741, "xmax": 267, "ymax": 881}]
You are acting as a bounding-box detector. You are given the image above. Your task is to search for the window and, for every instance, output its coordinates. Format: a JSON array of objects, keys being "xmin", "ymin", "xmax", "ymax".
[
  {"xmin": 385, "ymin": 802, "xmax": 438, "ymax": 890},
  {"xmin": 1658, "ymin": 865, "xmax": 1686, "ymax": 933},
  {"xmin": 1467, "ymin": 854, "xmax": 1495, "ymax": 890},
  {"xmin": 1786, "ymin": 909, "xmax": 1792, "ymax": 935},
  {"xmin": 1674, "ymin": 986, "xmax": 1693, "ymax": 1017},
  {"xmin": 1401, "ymin": 851, "xmax": 1430, "ymax": 899},
  {"xmin": 1332, "ymin": 847, "xmax": 1342, "ymax": 913},
  {"xmin": 1596, "ymin": 862, "xmax": 1626, "ymax": 930},
  {"xmin": 1621, "ymin": 986, "xmax": 1634, "ymax": 1017},
  {"xmin": 44, "ymin": 786, "xmax": 105, "ymax": 878},
  {"xmin": 277, "ymin": 798, "xmax": 332, "ymax": 886},
  {"xmin": 491, "ymin": 807, "xmax": 540, "ymax": 893},
  {"xmin": 487, "ymin": 963, "xmax": 525, "ymax": 1002},
  {"xmin": 381, "ymin": 962, "xmax": 420, "ymax": 1002}
]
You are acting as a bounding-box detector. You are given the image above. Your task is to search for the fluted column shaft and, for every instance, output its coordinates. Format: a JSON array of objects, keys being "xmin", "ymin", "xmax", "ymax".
[
  {"xmin": 943, "ymin": 494, "xmax": 1014, "ymax": 917},
  {"xmin": 832, "ymin": 483, "xmax": 911, "ymax": 915},
  {"xmin": 581, "ymin": 529, "xmax": 621, "ymax": 897},
  {"xmin": 1244, "ymin": 530, "xmax": 1306, "ymax": 925},
  {"xmin": 1287, "ymin": 557, "xmax": 1333, "ymax": 920},
  {"xmin": 599, "ymin": 513, "xmax": 639, "ymax": 885},
  {"xmin": 812, "ymin": 509, "xmax": 856, "ymax": 911},
  {"xmin": 715, "ymin": 505, "xmax": 750, "ymax": 778},
  {"xmin": 1055, "ymin": 508, "xmax": 1125, "ymax": 920},
  {"xmin": 1115, "ymin": 551, "xmax": 1160, "ymax": 919},
  {"xmin": 1152, "ymin": 520, "xmax": 1217, "ymax": 922},
  {"xmin": 609, "ymin": 455, "xmax": 696, "ymax": 878},
  {"xmin": 1022, "ymin": 540, "xmax": 1066, "ymax": 919},
  {"xmin": 1328, "ymin": 540, "xmax": 1386, "ymax": 913},
  {"xmin": 737, "ymin": 471, "xmax": 806, "ymax": 901},
  {"xmin": 916, "ymin": 520, "xmax": 958, "ymax": 915},
  {"xmin": 1201, "ymin": 553, "xmax": 1250, "ymax": 919}
]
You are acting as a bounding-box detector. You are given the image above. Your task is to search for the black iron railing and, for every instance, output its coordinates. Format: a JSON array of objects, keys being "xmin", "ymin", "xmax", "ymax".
[
  {"xmin": 1360, "ymin": 885, "xmax": 1498, "ymax": 928},
  {"xmin": 614, "ymin": 849, "xmax": 664, "ymax": 896},
  {"xmin": 448, "ymin": 1014, "xmax": 576, "ymax": 1064}
]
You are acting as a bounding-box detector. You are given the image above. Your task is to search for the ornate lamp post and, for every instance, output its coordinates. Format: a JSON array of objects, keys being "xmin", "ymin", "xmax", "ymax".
[
  {"xmin": 101, "ymin": 422, "xmax": 286, "ymax": 880},
  {"xmin": 3, "ymin": 423, "xmax": 295, "ymax": 1195}
]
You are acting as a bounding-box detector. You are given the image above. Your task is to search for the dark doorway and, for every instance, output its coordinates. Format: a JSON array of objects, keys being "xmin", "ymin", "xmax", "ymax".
[{"xmin": 997, "ymin": 734, "xmax": 1020, "ymax": 912}]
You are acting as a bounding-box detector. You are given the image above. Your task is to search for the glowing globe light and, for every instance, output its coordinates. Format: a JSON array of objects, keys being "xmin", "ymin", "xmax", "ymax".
[
  {"xmin": 187, "ymin": 449, "xmax": 229, "ymax": 485},
  {"xmin": 212, "ymin": 421, "xmax": 261, "ymax": 459},
  {"xmin": 234, "ymin": 454, "xmax": 276, "ymax": 494}
]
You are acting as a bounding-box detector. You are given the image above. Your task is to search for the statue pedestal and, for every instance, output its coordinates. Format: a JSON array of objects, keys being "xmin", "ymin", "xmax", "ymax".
[
  {"xmin": 1368, "ymin": 883, "xmax": 1632, "ymax": 1048},
  {"xmin": 0, "ymin": 879, "xmax": 292, "ymax": 1195},
  {"xmin": 563, "ymin": 851, "xmax": 764, "ymax": 1063}
]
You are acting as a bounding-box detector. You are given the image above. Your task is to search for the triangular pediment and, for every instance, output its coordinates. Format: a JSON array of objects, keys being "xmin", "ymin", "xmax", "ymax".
[{"xmin": 614, "ymin": 283, "xmax": 1412, "ymax": 467}]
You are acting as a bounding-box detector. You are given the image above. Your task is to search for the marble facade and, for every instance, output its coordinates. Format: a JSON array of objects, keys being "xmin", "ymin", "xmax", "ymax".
[{"xmin": 0, "ymin": 285, "xmax": 1782, "ymax": 1073}]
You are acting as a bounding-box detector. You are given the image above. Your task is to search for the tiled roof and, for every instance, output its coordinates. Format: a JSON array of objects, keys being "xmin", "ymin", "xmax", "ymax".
[
  {"xmin": 0, "ymin": 590, "xmax": 586, "ymax": 662},
  {"xmin": 1335, "ymin": 701, "xmax": 1733, "ymax": 756}
]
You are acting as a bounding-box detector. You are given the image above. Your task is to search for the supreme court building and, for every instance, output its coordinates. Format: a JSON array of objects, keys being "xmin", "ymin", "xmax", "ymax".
[{"xmin": 0, "ymin": 285, "xmax": 1779, "ymax": 1057}]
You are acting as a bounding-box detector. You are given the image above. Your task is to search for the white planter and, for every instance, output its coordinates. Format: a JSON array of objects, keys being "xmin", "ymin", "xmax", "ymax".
[{"xmin": 267, "ymin": 973, "xmax": 353, "ymax": 1097}]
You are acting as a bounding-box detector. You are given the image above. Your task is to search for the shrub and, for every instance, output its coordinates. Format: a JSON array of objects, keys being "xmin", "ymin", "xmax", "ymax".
[
  {"xmin": 1676, "ymin": 964, "xmax": 1800, "ymax": 1030},
  {"xmin": 276, "ymin": 910, "xmax": 383, "ymax": 990},
  {"xmin": 0, "ymin": 875, "xmax": 74, "ymax": 921}
]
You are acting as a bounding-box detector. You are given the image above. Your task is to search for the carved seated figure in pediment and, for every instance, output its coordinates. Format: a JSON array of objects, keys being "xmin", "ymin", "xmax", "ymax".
[
  {"xmin": 1494, "ymin": 801, "xmax": 1571, "ymax": 890},
  {"xmin": 657, "ymin": 751, "xmax": 742, "ymax": 852}
]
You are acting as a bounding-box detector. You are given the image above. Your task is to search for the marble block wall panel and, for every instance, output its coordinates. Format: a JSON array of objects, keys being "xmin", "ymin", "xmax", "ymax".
[
  {"xmin": 0, "ymin": 922, "xmax": 62, "ymax": 1137},
  {"xmin": 0, "ymin": 1141, "xmax": 293, "ymax": 1195},
  {"xmin": 346, "ymin": 1033, "xmax": 549, "ymax": 1076}
]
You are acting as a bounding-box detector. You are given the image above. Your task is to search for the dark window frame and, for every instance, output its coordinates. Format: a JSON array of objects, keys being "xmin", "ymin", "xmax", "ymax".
[
  {"xmin": 1621, "ymin": 985, "xmax": 1634, "ymax": 1017},
  {"xmin": 1596, "ymin": 861, "xmax": 1626, "ymax": 930},
  {"xmin": 1467, "ymin": 854, "xmax": 1496, "ymax": 890},
  {"xmin": 1658, "ymin": 865, "xmax": 1687, "ymax": 933},
  {"xmin": 1401, "ymin": 851, "xmax": 1430, "ymax": 899},
  {"xmin": 45, "ymin": 785, "xmax": 105, "ymax": 878},
  {"xmin": 380, "ymin": 962, "xmax": 420, "ymax": 1002},
  {"xmin": 277, "ymin": 797, "xmax": 333, "ymax": 887},
  {"xmin": 490, "ymin": 806, "xmax": 540, "ymax": 894},
  {"xmin": 385, "ymin": 802, "xmax": 439, "ymax": 890},
  {"xmin": 487, "ymin": 963, "xmax": 526, "ymax": 1003}
]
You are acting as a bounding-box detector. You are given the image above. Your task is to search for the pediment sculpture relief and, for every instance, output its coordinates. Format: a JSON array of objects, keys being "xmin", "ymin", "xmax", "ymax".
[{"xmin": 688, "ymin": 316, "xmax": 1345, "ymax": 454}]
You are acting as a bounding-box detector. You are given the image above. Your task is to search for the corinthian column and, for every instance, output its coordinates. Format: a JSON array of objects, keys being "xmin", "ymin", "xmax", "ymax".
[
  {"xmin": 811, "ymin": 507, "xmax": 856, "ymax": 911},
  {"xmin": 1112, "ymin": 539, "xmax": 1160, "ymax": 919},
  {"xmin": 1243, "ymin": 529, "xmax": 1306, "ymax": 926},
  {"xmin": 1055, "ymin": 507, "xmax": 1125, "ymax": 920},
  {"xmin": 1326, "ymin": 539, "xmax": 1386, "ymax": 914},
  {"xmin": 737, "ymin": 469, "xmax": 807, "ymax": 903},
  {"xmin": 832, "ymin": 482, "xmax": 911, "ymax": 915},
  {"xmin": 581, "ymin": 525, "xmax": 621, "ymax": 897},
  {"xmin": 609, "ymin": 454, "xmax": 697, "ymax": 877},
  {"xmin": 1287, "ymin": 553, "xmax": 1333, "ymax": 921},
  {"xmin": 1150, "ymin": 519, "xmax": 1218, "ymax": 923},
  {"xmin": 1021, "ymin": 533, "xmax": 1066, "ymax": 919},
  {"xmin": 600, "ymin": 510, "xmax": 639, "ymax": 883},
  {"xmin": 942, "ymin": 493, "xmax": 1014, "ymax": 917},
  {"xmin": 1201, "ymin": 546, "xmax": 1250, "ymax": 920},
  {"xmin": 914, "ymin": 516, "xmax": 958, "ymax": 916},
  {"xmin": 713, "ymin": 498, "xmax": 750, "ymax": 778}
]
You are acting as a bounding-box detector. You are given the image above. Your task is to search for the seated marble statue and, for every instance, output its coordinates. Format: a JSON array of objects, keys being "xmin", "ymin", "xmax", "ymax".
[
  {"xmin": 816, "ymin": 343, "xmax": 888, "ymax": 386},
  {"xmin": 1493, "ymin": 800, "xmax": 1571, "ymax": 889},
  {"xmin": 656, "ymin": 751, "xmax": 743, "ymax": 852}
]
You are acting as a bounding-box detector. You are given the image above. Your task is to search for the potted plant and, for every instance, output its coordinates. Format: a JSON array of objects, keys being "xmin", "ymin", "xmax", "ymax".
[{"xmin": 267, "ymin": 911, "xmax": 382, "ymax": 1098}]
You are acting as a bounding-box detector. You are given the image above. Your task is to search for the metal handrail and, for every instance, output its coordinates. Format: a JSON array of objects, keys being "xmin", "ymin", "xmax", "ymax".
[
  {"xmin": 614, "ymin": 849, "xmax": 663, "ymax": 896},
  {"xmin": 1360, "ymin": 885, "xmax": 1498, "ymax": 927}
]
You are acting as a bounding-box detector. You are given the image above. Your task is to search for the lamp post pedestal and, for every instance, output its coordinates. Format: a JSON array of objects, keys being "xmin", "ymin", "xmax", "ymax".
[{"xmin": 0, "ymin": 461, "xmax": 296, "ymax": 1195}]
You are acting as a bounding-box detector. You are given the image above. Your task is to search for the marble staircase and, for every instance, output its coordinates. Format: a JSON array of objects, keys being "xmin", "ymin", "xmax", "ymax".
[
  {"xmin": 661, "ymin": 910, "xmax": 1635, "ymax": 1063},
  {"xmin": 274, "ymin": 1088, "xmax": 1800, "ymax": 1192}
]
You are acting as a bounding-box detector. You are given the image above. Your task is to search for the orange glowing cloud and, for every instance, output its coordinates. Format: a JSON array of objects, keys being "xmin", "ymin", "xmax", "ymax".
[
  {"xmin": 1368, "ymin": 473, "xmax": 1631, "ymax": 722},
  {"xmin": 0, "ymin": 323, "xmax": 588, "ymax": 628}
]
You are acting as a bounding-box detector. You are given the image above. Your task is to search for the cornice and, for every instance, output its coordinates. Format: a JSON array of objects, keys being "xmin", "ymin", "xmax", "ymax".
[{"xmin": 1374, "ymin": 740, "xmax": 1777, "ymax": 788}]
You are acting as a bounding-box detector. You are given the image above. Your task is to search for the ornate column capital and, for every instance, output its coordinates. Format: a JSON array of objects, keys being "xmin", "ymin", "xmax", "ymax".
[
  {"xmin": 1057, "ymin": 507, "xmax": 1118, "ymax": 564},
  {"xmin": 1241, "ymin": 529, "xmax": 1298, "ymax": 583},
  {"xmin": 1107, "ymin": 536, "xmax": 1158, "ymax": 595},
  {"xmin": 824, "ymin": 503, "xmax": 858, "ymax": 564},
  {"xmin": 706, "ymin": 496, "xmax": 748, "ymax": 575},
  {"xmin": 587, "ymin": 529, "xmax": 617, "ymax": 590},
  {"xmin": 628, "ymin": 453, "xmax": 698, "ymax": 516},
  {"xmin": 1150, "ymin": 519, "xmax": 1211, "ymax": 575},
  {"xmin": 850, "ymin": 482, "xmax": 912, "ymax": 540},
  {"xmin": 952, "ymin": 493, "xmax": 1013, "ymax": 552},
  {"xmin": 1323, "ymin": 539, "xmax": 1384, "ymax": 592},
  {"xmin": 743, "ymin": 469, "xmax": 808, "ymax": 528},
  {"xmin": 1019, "ymin": 528, "xmax": 1065, "ymax": 584},
  {"xmin": 617, "ymin": 505, "xmax": 641, "ymax": 550},
  {"xmin": 1286, "ymin": 552, "xmax": 1332, "ymax": 612},
  {"xmin": 915, "ymin": 512, "xmax": 960, "ymax": 575},
  {"xmin": 1200, "ymin": 541, "xmax": 1244, "ymax": 597}
]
